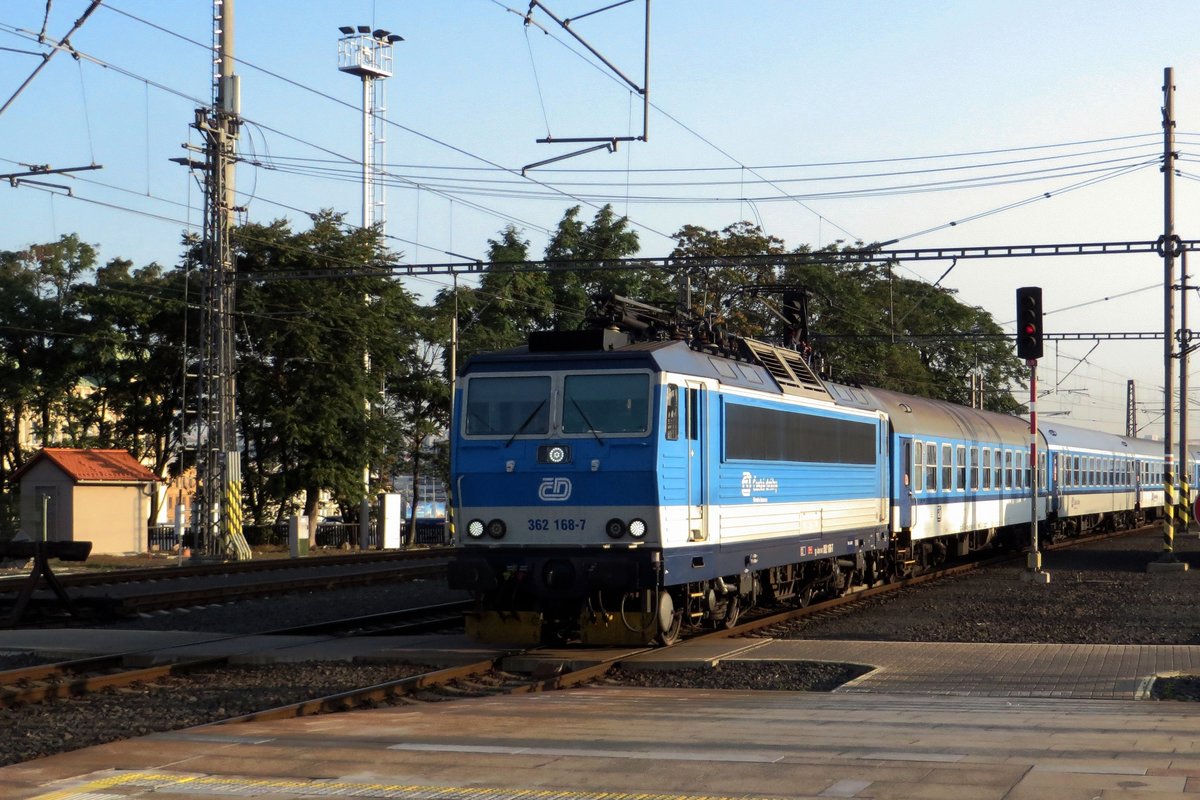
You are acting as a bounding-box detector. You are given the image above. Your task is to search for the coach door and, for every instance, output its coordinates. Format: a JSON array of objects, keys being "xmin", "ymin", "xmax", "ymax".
[
  {"xmin": 898, "ymin": 437, "xmax": 914, "ymax": 530},
  {"xmin": 686, "ymin": 382, "xmax": 707, "ymax": 541}
]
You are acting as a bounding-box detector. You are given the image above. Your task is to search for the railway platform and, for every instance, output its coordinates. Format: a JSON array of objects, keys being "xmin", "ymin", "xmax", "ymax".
[{"xmin": 4, "ymin": 633, "xmax": 1200, "ymax": 798}]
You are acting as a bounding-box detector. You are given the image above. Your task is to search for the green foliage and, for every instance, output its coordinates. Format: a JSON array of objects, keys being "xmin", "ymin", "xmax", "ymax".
[
  {"xmin": 543, "ymin": 205, "xmax": 646, "ymax": 329},
  {"xmin": 232, "ymin": 212, "xmax": 423, "ymax": 522}
]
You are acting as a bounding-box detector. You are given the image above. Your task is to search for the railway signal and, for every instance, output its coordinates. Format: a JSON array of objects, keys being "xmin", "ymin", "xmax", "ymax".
[{"xmin": 1016, "ymin": 286, "xmax": 1044, "ymax": 360}]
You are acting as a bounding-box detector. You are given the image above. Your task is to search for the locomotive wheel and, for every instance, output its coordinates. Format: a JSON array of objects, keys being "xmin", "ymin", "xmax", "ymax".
[
  {"xmin": 719, "ymin": 595, "xmax": 742, "ymax": 629},
  {"xmin": 656, "ymin": 591, "xmax": 683, "ymax": 645}
]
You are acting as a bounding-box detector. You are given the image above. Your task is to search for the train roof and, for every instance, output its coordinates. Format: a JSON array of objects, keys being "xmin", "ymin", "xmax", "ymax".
[
  {"xmin": 1039, "ymin": 420, "xmax": 1161, "ymax": 457},
  {"xmin": 829, "ymin": 382, "xmax": 1033, "ymax": 446},
  {"xmin": 463, "ymin": 339, "xmax": 788, "ymax": 395}
]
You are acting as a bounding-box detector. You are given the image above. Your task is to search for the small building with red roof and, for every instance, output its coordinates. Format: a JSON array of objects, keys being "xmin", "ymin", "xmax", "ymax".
[{"xmin": 10, "ymin": 448, "xmax": 162, "ymax": 555}]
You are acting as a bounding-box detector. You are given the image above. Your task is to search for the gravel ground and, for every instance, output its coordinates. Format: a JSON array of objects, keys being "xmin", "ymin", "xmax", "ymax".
[
  {"xmin": 774, "ymin": 532, "xmax": 1200, "ymax": 645},
  {"xmin": 0, "ymin": 661, "xmax": 434, "ymax": 768},
  {"xmin": 4, "ymin": 529, "xmax": 1200, "ymax": 769},
  {"xmin": 606, "ymin": 660, "xmax": 871, "ymax": 692}
]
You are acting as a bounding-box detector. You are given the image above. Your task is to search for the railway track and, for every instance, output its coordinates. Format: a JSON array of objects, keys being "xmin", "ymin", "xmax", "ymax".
[
  {"xmin": 0, "ymin": 547, "xmax": 450, "ymax": 592},
  {"xmin": 1, "ymin": 552, "xmax": 451, "ymax": 624},
  {"xmin": 0, "ymin": 601, "xmax": 472, "ymax": 709},
  {"xmin": 0, "ymin": 520, "xmax": 1180, "ymax": 772}
]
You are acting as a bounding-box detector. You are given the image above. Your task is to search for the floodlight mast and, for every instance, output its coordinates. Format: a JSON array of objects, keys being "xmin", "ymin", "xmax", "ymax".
[{"xmin": 337, "ymin": 27, "xmax": 400, "ymax": 231}]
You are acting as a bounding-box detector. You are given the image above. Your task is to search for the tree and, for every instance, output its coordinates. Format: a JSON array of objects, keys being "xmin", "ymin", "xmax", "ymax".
[
  {"xmin": 780, "ymin": 249, "xmax": 1024, "ymax": 413},
  {"xmin": 668, "ymin": 221, "xmax": 788, "ymax": 340},
  {"xmin": 231, "ymin": 212, "xmax": 422, "ymax": 531},
  {"xmin": 74, "ymin": 257, "xmax": 192, "ymax": 522},
  {"xmin": 448, "ymin": 225, "xmax": 554, "ymax": 364},
  {"xmin": 543, "ymin": 205, "xmax": 644, "ymax": 329}
]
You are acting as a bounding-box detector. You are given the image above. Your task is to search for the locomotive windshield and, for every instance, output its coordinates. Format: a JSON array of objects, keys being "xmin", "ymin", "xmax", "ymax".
[
  {"xmin": 464, "ymin": 375, "xmax": 551, "ymax": 436},
  {"xmin": 562, "ymin": 373, "xmax": 649, "ymax": 434}
]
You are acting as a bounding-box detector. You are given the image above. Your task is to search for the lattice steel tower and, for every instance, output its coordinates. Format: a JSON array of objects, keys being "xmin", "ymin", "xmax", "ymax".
[{"xmin": 194, "ymin": 0, "xmax": 251, "ymax": 560}]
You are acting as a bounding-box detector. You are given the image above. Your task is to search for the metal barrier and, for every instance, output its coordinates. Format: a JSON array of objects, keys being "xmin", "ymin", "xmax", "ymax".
[{"xmin": 147, "ymin": 518, "xmax": 446, "ymax": 552}]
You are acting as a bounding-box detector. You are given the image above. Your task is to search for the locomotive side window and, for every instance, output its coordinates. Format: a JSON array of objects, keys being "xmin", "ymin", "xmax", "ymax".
[
  {"xmin": 665, "ymin": 384, "xmax": 680, "ymax": 441},
  {"xmin": 724, "ymin": 404, "xmax": 875, "ymax": 464},
  {"xmin": 687, "ymin": 387, "xmax": 700, "ymax": 441},
  {"xmin": 563, "ymin": 373, "xmax": 650, "ymax": 435},
  {"xmin": 464, "ymin": 375, "xmax": 551, "ymax": 436}
]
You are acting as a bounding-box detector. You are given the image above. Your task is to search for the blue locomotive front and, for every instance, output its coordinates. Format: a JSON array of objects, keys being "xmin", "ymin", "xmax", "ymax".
[
  {"xmin": 448, "ymin": 328, "xmax": 891, "ymax": 645},
  {"xmin": 448, "ymin": 330, "xmax": 678, "ymax": 645}
]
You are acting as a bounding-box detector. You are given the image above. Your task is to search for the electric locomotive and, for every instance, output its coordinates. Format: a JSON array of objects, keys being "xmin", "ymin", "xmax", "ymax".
[{"xmin": 448, "ymin": 297, "xmax": 894, "ymax": 645}]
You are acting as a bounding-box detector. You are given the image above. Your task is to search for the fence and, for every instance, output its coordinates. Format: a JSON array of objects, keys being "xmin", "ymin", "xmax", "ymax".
[{"xmin": 148, "ymin": 518, "xmax": 449, "ymax": 552}]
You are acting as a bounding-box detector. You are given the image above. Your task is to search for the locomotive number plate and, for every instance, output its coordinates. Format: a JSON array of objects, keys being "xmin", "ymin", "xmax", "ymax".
[{"xmin": 527, "ymin": 518, "xmax": 588, "ymax": 532}]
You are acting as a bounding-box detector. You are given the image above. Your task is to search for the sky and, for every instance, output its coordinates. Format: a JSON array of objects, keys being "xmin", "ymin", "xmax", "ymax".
[{"xmin": 3, "ymin": 1, "xmax": 1200, "ymax": 440}]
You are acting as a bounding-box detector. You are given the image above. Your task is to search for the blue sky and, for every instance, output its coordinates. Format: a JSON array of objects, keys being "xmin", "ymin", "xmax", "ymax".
[{"xmin": 4, "ymin": 1, "xmax": 1200, "ymax": 437}]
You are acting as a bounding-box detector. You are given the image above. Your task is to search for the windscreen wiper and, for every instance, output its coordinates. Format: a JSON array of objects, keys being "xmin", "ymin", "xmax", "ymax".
[
  {"xmin": 570, "ymin": 398, "xmax": 604, "ymax": 445},
  {"xmin": 505, "ymin": 400, "xmax": 547, "ymax": 447}
]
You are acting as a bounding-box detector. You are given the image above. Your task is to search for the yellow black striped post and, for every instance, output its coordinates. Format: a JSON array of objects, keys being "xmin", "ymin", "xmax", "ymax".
[
  {"xmin": 1180, "ymin": 477, "xmax": 1192, "ymax": 534},
  {"xmin": 1164, "ymin": 470, "xmax": 1176, "ymax": 553}
]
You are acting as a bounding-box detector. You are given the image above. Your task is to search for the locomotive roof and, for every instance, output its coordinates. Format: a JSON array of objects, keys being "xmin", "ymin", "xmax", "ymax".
[{"xmin": 463, "ymin": 339, "xmax": 787, "ymax": 394}]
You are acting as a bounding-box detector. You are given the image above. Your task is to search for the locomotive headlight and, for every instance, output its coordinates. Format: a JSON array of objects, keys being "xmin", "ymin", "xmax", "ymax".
[
  {"xmin": 628, "ymin": 518, "xmax": 648, "ymax": 539},
  {"xmin": 486, "ymin": 519, "xmax": 507, "ymax": 539},
  {"xmin": 467, "ymin": 519, "xmax": 485, "ymax": 538},
  {"xmin": 605, "ymin": 518, "xmax": 626, "ymax": 539},
  {"xmin": 547, "ymin": 445, "xmax": 567, "ymax": 463}
]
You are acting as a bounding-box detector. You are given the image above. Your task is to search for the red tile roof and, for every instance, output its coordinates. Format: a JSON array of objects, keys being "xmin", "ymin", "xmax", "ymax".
[{"xmin": 11, "ymin": 448, "xmax": 162, "ymax": 484}]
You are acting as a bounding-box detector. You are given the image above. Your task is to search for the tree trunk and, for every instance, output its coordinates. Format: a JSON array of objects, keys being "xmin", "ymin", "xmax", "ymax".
[
  {"xmin": 407, "ymin": 448, "xmax": 420, "ymax": 547},
  {"xmin": 304, "ymin": 485, "xmax": 320, "ymax": 545}
]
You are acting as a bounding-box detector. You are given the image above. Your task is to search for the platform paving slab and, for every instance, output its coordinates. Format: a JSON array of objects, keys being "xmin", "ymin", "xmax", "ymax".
[{"xmin": 5, "ymin": 689, "xmax": 1200, "ymax": 800}]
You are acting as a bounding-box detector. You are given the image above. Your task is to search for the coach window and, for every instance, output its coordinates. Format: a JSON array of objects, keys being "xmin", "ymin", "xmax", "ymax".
[
  {"xmin": 993, "ymin": 450, "xmax": 1002, "ymax": 490},
  {"xmin": 925, "ymin": 442, "xmax": 938, "ymax": 491},
  {"xmin": 665, "ymin": 384, "xmax": 679, "ymax": 441},
  {"xmin": 969, "ymin": 447, "xmax": 979, "ymax": 490},
  {"xmin": 914, "ymin": 440, "xmax": 925, "ymax": 492},
  {"xmin": 1016, "ymin": 451, "xmax": 1024, "ymax": 489},
  {"xmin": 942, "ymin": 444, "xmax": 953, "ymax": 490},
  {"xmin": 982, "ymin": 449, "xmax": 992, "ymax": 490},
  {"xmin": 1004, "ymin": 450, "xmax": 1013, "ymax": 489},
  {"xmin": 956, "ymin": 445, "xmax": 966, "ymax": 490}
]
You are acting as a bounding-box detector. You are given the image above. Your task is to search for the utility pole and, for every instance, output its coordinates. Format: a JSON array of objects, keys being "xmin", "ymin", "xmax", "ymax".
[
  {"xmin": 1180, "ymin": 247, "xmax": 1191, "ymax": 534},
  {"xmin": 1126, "ymin": 380, "xmax": 1137, "ymax": 438},
  {"xmin": 1151, "ymin": 66, "xmax": 1187, "ymax": 571},
  {"xmin": 195, "ymin": 0, "xmax": 251, "ymax": 560}
]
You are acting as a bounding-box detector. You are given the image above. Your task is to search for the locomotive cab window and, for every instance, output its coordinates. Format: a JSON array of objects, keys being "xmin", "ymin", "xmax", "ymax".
[
  {"xmin": 665, "ymin": 384, "xmax": 680, "ymax": 441},
  {"xmin": 563, "ymin": 373, "xmax": 650, "ymax": 435},
  {"xmin": 464, "ymin": 375, "xmax": 551, "ymax": 437}
]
